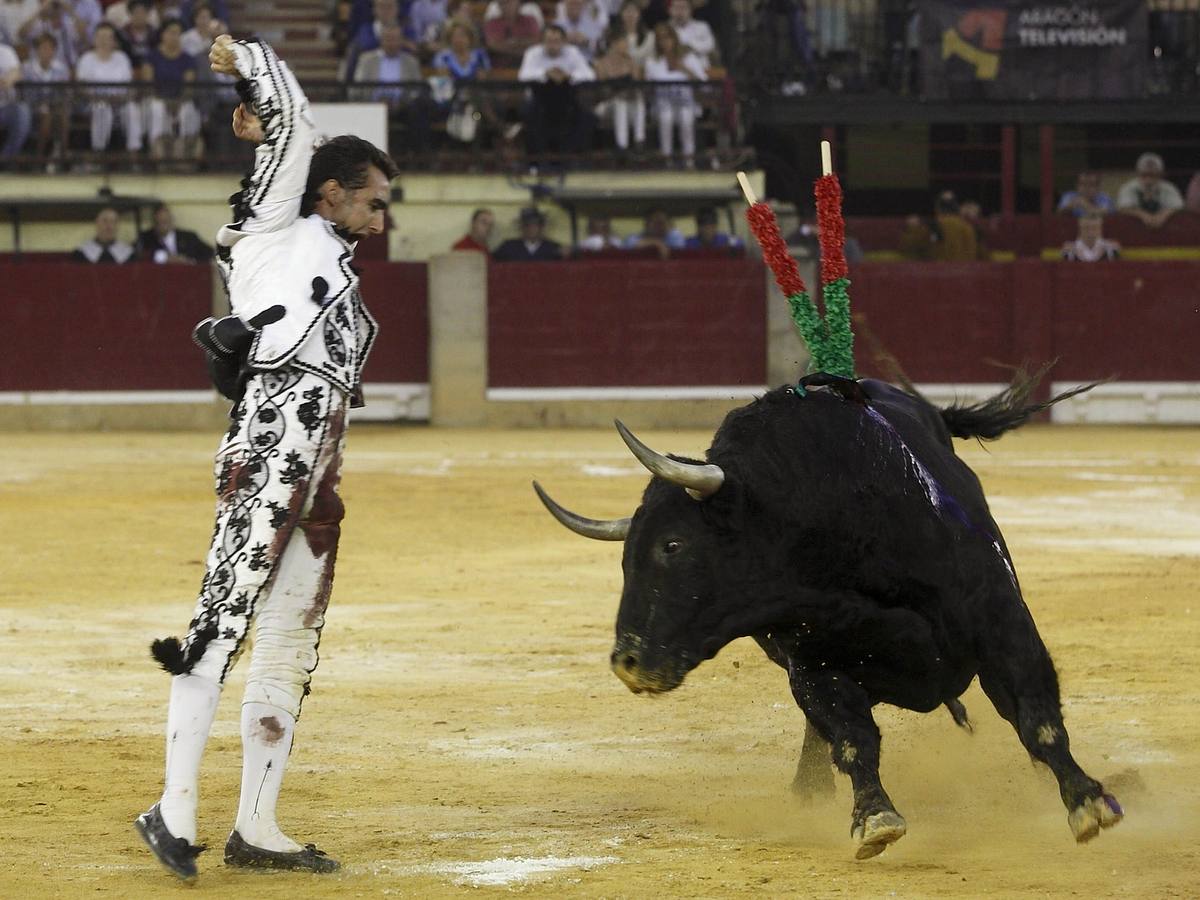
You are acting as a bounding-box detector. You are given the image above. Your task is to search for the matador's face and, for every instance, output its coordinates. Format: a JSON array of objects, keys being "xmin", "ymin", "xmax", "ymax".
[{"xmin": 331, "ymin": 166, "xmax": 391, "ymax": 240}]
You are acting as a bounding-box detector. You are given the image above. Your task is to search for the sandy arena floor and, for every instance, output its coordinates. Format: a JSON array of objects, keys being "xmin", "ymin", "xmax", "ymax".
[{"xmin": 0, "ymin": 423, "xmax": 1197, "ymax": 898}]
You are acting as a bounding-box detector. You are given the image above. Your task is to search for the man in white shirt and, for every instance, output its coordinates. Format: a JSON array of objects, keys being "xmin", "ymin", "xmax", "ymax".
[
  {"xmin": 1116, "ymin": 151, "xmax": 1184, "ymax": 230},
  {"xmin": 668, "ymin": 0, "xmax": 715, "ymax": 63},
  {"xmin": 518, "ymin": 24, "xmax": 595, "ymax": 161}
]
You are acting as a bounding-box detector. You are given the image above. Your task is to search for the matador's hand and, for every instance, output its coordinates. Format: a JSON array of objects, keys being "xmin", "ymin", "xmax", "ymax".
[
  {"xmin": 209, "ymin": 34, "xmax": 239, "ymax": 76},
  {"xmin": 232, "ymin": 103, "xmax": 264, "ymax": 143}
]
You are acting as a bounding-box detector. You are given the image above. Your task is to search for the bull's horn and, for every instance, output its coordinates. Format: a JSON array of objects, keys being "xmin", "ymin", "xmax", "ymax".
[
  {"xmin": 614, "ymin": 419, "xmax": 725, "ymax": 500},
  {"xmin": 532, "ymin": 481, "xmax": 630, "ymax": 541}
]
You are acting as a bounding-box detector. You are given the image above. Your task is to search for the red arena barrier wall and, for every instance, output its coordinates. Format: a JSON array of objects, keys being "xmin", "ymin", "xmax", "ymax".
[
  {"xmin": 849, "ymin": 260, "xmax": 1200, "ymax": 383},
  {"xmin": 354, "ymin": 261, "xmax": 429, "ymax": 384},
  {"xmin": 1, "ymin": 262, "xmax": 214, "ymax": 391},
  {"xmin": 487, "ymin": 258, "xmax": 768, "ymax": 388}
]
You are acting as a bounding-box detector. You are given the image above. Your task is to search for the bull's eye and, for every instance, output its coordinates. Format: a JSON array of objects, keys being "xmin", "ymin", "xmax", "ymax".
[{"xmin": 664, "ymin": 540, "xmax": 682, "ymax": 555}]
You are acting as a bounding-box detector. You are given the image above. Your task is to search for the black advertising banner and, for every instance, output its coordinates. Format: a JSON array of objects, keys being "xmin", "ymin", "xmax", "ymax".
[{"xmin": 920, "ymin": 2, "xmax": 1147, "ymax": 100}]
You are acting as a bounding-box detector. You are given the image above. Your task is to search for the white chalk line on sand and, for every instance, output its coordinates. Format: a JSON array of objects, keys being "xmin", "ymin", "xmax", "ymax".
[{"xmin": 360, "ymin": 854, "xmax": 619, "ymax": 886}]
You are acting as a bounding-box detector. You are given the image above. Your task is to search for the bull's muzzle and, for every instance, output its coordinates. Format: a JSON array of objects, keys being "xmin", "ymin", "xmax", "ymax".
[{"xmin": 610, "ymin": 641, "xmax": 683, "ymax": 695}]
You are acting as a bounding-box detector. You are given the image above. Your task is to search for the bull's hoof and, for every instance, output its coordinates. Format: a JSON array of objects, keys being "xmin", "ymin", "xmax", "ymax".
[
  {"xmin": 1068, "ymin": 793, "xmax": 1123, "ymax": 843},
  {"xmin": 852, "ymin": 810, "xmax": 907, "ymax": 860}
]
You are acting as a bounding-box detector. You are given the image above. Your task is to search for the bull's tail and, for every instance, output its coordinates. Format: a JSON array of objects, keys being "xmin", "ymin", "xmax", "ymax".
[{"xmin": 939, "ymin": 363, "xmax": 1102, "ymax": 440}]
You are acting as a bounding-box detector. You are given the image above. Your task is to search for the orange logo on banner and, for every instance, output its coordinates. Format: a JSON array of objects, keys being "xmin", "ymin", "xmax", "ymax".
[{"xmin": 942, "ymin": 8, "xmax": 1007, "ymax": 79}]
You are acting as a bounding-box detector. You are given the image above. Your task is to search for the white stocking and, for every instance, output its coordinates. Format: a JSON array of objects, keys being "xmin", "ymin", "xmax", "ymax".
[
  {"xmin": 234, "ymin": 701, "xmax": 301, "ymax": 852},
  {"xmin": 158, "ymin": 674, "xmax": 221, "ymax": 843}
]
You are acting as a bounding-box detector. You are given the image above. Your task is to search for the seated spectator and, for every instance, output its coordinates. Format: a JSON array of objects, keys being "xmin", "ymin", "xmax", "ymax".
[
  {"xmin": 343, "ymin": 0, "xmax": 415, "ymax": 81},
  {"xmin": 667, "ymin": 0, "xmax": 715, "ymax": 63},
  {"xmin": 1057, "ymin": 171, "xmax": 1115, "ymax": 217},
  {"xmin": 143, "ymin": 18, "xmax": 201, "ymax": 161},
  {"xmin": 17, "ymin": 0, "xmax": 84, "ymax": 67},
  {"xmin": 555, "ymin": 0, "xmax": 603, "ymax": 59},
  {"xmin": 1061, "ymin": 213, "xmax": 1120, "ymax": 262},
  {"xmin": 106, "ymin": 0, "xmax": 160, "ymax": 29},
  {"xmin": 958, "ymin": 200, "xmax": 990, "ymax": 260},
  {"xmin": 898, "ymin": 190, "xmax": 978, "ymax": 261},
  {"xmin": 578, "ymin": 213, "xmax": 621, "ymax": 250},
  {"xmin": 786, "ymin": 216, "xmax": 865, "ymax": 265},
  {"xmin": 517, "ymin": 24, "xmax": 595, "ymax": 163},
  {"xmin": 0, "ymin": 2, "xmax": 39, "ymax": 48},
  {"xmin": 612, "ymin": 0, "xmax": 655, "ymax": 68},
  {"xmin": 353, "ymin": 23, "xmax": 430, "ymax": 152},
  {"xmin": 73, "ymin": 206, "xmax": 136, "ymax": 263},
  {"xmin": 136, "ymin": 201, "xmax": 212, "ymax": 263},
  {"xmin": 643, "ymin": 22, "xmax": 705, "ymax": 166},
  {"xmin": 453, "ymin": 207, "xmax": 494, "ymax": 251},
  {"xmin": 1117, "ymin": 152, "xmax": 1183, "ymax": 229},
  {"xmin": 406, "ymin": 0, "xmax": 448, "ymax": 49},
  {"xmin": 484, "ymin": 0, "xmax": 539, "ymax": 69},
  {"xmin": 0, "ymin": 36, "xmax": 31, "ymax": 163},
  {"xmin": 180, "ymin": 3, "xmax": 223, "ymax": 58},
  {"xmin": 624, "ymin": 207, "xmax": 683, "ymax": 257},
  {"xmin": 179, "ymin": 0, "xmax": 228, "ymax": 26},
  {"xmin": 592, "ymin": 23, "xmax": 644, "ymax": 156},
  {"xmin": 684, "ymin": 206, "xmax": 742, "ymax": 249},
  {"xmin": 493, "ymin": 206, "xmax": 563, "ymax": 260},
  {"xmin": 431, "ymin": 21, "xmax": 493, "ymax": 142},
  {"xmin": 118, "ymin": 0, "xmax": 156, "ymax": 67},
  {"xmin": 76, "ymin": 22, "xmax": 143, "ymax": 154},
  {"xmin": 20, "ymin": 32, "xmax": 69, "ymax": 166}
]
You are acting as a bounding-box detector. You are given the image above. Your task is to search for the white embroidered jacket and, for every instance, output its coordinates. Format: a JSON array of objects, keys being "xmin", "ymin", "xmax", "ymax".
[{"xmin": 214, "ymin": 39, "xmax": 378, "ymax": 401}]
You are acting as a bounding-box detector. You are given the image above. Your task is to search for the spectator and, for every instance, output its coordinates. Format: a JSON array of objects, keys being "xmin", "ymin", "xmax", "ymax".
[
  {"xmin": 20, "ymin": 31, "xmax": 68, "ymax": 166},
  {"xmin": 1061, "ymin": 213, "xmax": 1120, "ymax": 262},
  {"xmin": 431, "ymin": 20, "xmax": 490, "ymax": 79},
  {"xmin": 452, "ymin": 207, "xmax": 495, "ymax": 251},
  {"xmin": 343, "ymin": 0, "xmax": 414, "ymax": 82},
  {"xmin": 898, "ymin": 190, "xmax": 978, "ymax": 261},
  {"xmin": 73, "ymin": 206, "xmax": 135, "ymax": 263},
  {"xmin": 74, "ymin": 0, "xmax": 103, "ymax": 36},
  {"xmin": 105, "ymin": 0, "xmax": 159, "ymax": 29},
  {"xmin": 623, "ymin": 207, "xmax": 683, "ymax": 256},
  {"xmin": 517, "ymin": 24, "xmax": 595, "ymax": 163},
  {"xmin": 667, "ymin": 0, "xmax": 714, "ymax": 63},
  {"xmin": 118, "ymin": 0, "xmax": 155, "ymax": 66},
  {"xmin": 643, "ymin": 22, "xmax": 704, "ymax": 166},
  {"xmin": 787, "ymin": 215, "xmax": 865, "ymax": 265},
  {"xmin": 578, "ymin": 213, "xmax": 621, "ymax": 250},
  {"xmin": 18, "ymin": 0, "xmax": 86, "ymax": 67},
  {"xmin": 592, "ymin": 23, "xmax": 644, "ymax": 156},
  {"xmin": 1057, "ymin": 171, "xmax": 1116, "ymax": 217},
  {"xmin": 612, "ymin": 0, "xmax": 654, "ymax": 67},
  {"xmin": 684, "ymin": 206, "xmax": 742, "ymax": 250},
  {"xmin": 0, "ymin": 35, "xmax": 31, "ymax": 163},
  {"xmin": 0, "ymin": 1, "xmax": 40, "ymax": 48},
  {"xmin": 136, "ymin": 201, "xmax": 213, "ymax": 262},
  {"xmin": 483, "ymin": 0, "xmax": 539, "ymax": 69},
  {"xmin": 406, "ymin": 0, "xmax": 448, "ymax": 48},
  {"xmin": 493, "ymin": 206, "xmax": 563, "ymax": 260},
  {"xmin": 483, "ymin": 0, "xmax": 543, "ymax": 28},
  {"xmin": 180, "ymin": 2, "xmax": 221, "ymax": 57},
  {"xmin": 431, "ymin": 21, "xmax": 495, "ymax": 143},
  {"xmin": 1117, "ymin": 152, "xmax": 1183, "ymax": 229},
  {"xmin": 143, "ymin": 17, "xmax": 200, "ymax": 160},
  {"xmin": 76, "ymin": 21, "xmax": 143, "ymax": 154},
  {"xmin": 958, "ymin": 200, "xmax": 990, "ymax": 260},
  {"xmin": 555, "ymin": 0, "xmax": 602, "ymax": 59},
  {"xmin": 353, "ymin": 22, "xmax": 430, "ymax": 151}
]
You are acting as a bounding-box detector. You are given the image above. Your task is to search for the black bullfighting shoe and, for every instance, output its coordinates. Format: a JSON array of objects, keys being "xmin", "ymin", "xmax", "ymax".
[
  {"xmin": 224, "ymin": 830, "xmax": 340, "ymax": 873},
  {"xmin": 134, "ymin": 803, "xmax": 206, "ymax": 881}
]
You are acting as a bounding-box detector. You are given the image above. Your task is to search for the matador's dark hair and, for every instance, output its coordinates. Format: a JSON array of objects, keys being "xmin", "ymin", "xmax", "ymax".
[{"xmin": 301, "ymin": 135, "xmax": 399, "ymax": 216}]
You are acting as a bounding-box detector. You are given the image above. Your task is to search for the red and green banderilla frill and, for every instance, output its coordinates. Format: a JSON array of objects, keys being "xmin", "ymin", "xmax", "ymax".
[{"xmin": 745, "ymin": 173, "xmax": 855, "ymax": 381}]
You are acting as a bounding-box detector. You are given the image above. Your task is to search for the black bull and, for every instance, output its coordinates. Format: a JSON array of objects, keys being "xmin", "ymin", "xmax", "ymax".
[{"xmin": 534, "ymin": 375, "xmax": 1122, "ymax": 859}]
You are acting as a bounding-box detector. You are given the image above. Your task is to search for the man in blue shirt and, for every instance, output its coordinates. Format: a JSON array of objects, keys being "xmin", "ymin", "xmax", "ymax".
[{"xmin": 683, "ymin": 206, "xmax": 743, "ymax": 250}]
